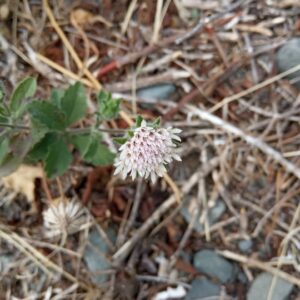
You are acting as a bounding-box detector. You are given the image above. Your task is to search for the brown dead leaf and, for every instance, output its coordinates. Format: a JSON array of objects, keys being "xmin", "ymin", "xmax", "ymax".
[
  {"xmin": 2, "ymin": 164, "xmax": 43, "ymax": 205},
  {"xmin": 70, "ymin": 8, "xmax": 112, "ymax": 27},
  {"xmin": 70, "ymin": 8, "xmax": 94, "ymax": 26}
]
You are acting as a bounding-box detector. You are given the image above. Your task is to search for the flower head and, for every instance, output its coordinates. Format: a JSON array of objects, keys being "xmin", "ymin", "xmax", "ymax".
[
  {"xmin": 43, "ymin": 198, "xmax": 87, "ymax": 238},
  {"xmin": 114, "ymin": 120, "xmax": 181, "ymax": 183}
]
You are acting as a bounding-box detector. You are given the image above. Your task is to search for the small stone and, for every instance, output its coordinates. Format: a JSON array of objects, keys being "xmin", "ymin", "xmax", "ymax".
[
  {"xmin": 193, "ymin": 250, "xmax": 235, "ymax": 283},
  {"xmin": 276, "ymin": 38, "xmax": 300, "ymax": 90},
  {"xmin": 137, "ymin": 84, "xmax": 176, "ymax": 100},
  {"xmin": 208, "ymin": 201, "xmax": 226, "ymax": 223},
  {"xmin": 186, "ymin": 279, "xmax": 220, "ymax": 300},
  {"xmin": 247, "ymin": 272, "xmax": 294, "ymax": 300},
  {"xmin": 83, "ymin": 227, "xmax": 115, "ymax": 285},
  {"xmin": 238, "ymin": 239, "xmax": 253, "ymax": 253}
]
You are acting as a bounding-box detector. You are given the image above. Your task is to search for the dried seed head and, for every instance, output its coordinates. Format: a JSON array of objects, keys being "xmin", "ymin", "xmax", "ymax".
[
  {"xmin": 43, "ymin": 198, "xmax": 87, "ymax": 238},
  {"xmin": 114, "ymin": 120, "xmax": 181, "ymax": 183}
]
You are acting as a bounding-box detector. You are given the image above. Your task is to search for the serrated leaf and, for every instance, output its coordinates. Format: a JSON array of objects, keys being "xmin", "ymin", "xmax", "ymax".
[
  {"xmin": 97, "ymin": 91, "xmax": 120, "ymax": 120},
  {"xmin": 26, "ymin": 132, "xmax": 57, "ymax": 163},
  {"xmin": 44, "ymin": 136, "xmax": 72, "ymax": 178},
  {"xmin": 84, "ymin": 142, "xmax": 115, "ymax": 166},
  {"xmin": 27, "ymin": 100, "xmax": 66, "ymax": 130},
  {"xmin": 60, "ymin": 82, "xmax": 87, "ymax": 126},
  {"xmin": 70, "ymin": 133, "xmax": 92, "ymax": 157},
  {"xmin": 30, "ymin": 118, "xmax": 49, "ymax": 145},
  {"xmin": 10, "ymin": 77, "xmax": 37, "ymax": 112},
  {"xmin": 0, "ymin": 138, "xmax": 9, "ymax": 165},
  {"xmin": 135, "ymin": 115, "xmax": 143, "ymax": 127},
  {"xmin": 71, "ymin": 132, "xmax": 115, "ymax": 166}
]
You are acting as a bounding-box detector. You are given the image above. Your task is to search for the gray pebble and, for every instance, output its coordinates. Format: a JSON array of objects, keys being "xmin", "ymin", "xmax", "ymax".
[
  {"xmin": 83, "ymin": 227, "xmax": 115, "ymax": 285},
  {"xmin": 276, "ymin": 38, "xmax": 300, "ymax": 90},
  {"xmin": 185, "ymin": 279, "xmax": 221, "ymax": 300},
  {"xmin": 238, "ymin": 239, "xmax": 253, "ymax": 253},
  {"xmin": 137, "ymin": 84, "xmax": 176, "ymax": 100},
  {"xmin": 193, "ymin": 250, "xmax": 235, "ymax": 283},
  {"xmin": 247, "ymin": 272, "xmax": 294, "ymax": 300}
]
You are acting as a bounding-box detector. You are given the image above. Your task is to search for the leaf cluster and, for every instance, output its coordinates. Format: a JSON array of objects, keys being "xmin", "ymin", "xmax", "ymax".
[{"xmin": 0, "ymin": 78, "xmax": 120, "ymax": 178}]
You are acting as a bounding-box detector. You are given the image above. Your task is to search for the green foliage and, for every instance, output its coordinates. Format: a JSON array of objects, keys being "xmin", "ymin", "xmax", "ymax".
[
  {"xmin": 0, "ymin": 134, "xmax": 33, "ymax": 177},
  {"xmin": 50, "ymin": 89, "xmax": 64, "ymax": 107},
  {"xmin": 135, "ymin": 115, "xmax": 143, "ymax": 127},
  {"xmin": 0, "ymin": 78, "xmax": 121, "ymax": 179},
  {"xmin": 71, "ymin": 132, "xmax": 115, "ymax": 166},
  {"xmin": 60, "ymin": 82, "xmax": 87, "ymax": 126},
  {"xmin": 10, "ymin": 77, "xmax": 37, "ymax": 114},
  {"xmin": 27, "ymin": 101, "xmax": 67, "ymax": 130},
  {"xmin": 0, "ymin": 155, "xmax": 23, "ymax": 177},
  {"xmin": 0, "ymin": 81, "xmax": 5, "ymax": 102},
  {"xmin": 97, "ymin": 91, "xmax": 120, "ymax": 120},
  {"xmin": 151, "ymin": 117, "xmax": 161, "ymax": 128},
  {"xmin": 84, "ymin": 139, "xmax": 115, "ymax": 166},
  {"xmin": 0, "ymin": 138, "xmax": 9, "ymax": 165},
  {"xmin": 44, "ymin": 135, "xmax": 72, "ymax": 178},
  {"xmin": 113, "ymin": 137, "xmax": 128, "ymax": 145},
  {"xmin": 27, "ymin": 132, "xmax": 58, "ymax": 163}
]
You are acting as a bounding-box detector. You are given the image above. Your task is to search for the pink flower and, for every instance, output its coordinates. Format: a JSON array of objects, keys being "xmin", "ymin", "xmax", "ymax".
[{"xmin": 114, "ymin": 120, "xmax": 181, "ymax": 183}]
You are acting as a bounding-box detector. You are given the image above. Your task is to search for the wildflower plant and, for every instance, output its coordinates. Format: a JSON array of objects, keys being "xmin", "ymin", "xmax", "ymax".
[
  {"xmin": 114, "ymin": 117, "xmax": 181, "ymax": 183},
  {"xmin": 0, "ymin": 77, "xmax": 181, "ymax": 181}
]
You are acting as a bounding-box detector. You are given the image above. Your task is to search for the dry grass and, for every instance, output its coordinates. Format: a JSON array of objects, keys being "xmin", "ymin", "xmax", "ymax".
[{"xmin": 0, "ymin": 0, "xmax": 300, "ymax": 299}]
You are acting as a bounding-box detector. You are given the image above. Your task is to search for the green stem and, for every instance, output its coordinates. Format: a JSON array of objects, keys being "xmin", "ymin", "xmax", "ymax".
[
  {"xmin": 66, "ymin": 127, "xmax": 126, "ymax": 135},
  {"xmin": 0, "ymin": 122, "xmax": 126, "ymax": 134},
  {"xmin": 0, "ymin": 123, "xmax": 30, "ymax": 130}
]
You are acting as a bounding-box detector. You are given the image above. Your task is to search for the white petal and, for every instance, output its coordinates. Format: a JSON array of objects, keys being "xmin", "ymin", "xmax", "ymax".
[{"xmin": 173, "ymin": 154, "xmax": 182, "ymax": 161}]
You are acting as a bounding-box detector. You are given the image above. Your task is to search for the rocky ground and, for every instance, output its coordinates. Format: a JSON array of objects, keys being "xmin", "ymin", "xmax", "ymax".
[{"xmin": 0, "ymin": 0, "xmax": 300, "ymax": 299}]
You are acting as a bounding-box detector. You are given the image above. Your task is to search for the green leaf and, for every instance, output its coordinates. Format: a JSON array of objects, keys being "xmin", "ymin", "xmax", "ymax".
[
  {"xmin": 60, "ymin": 82, "xmax": 87, "ymax": 126},
  {"xmin": 0, "ymin": 134, "xmax": 33, "ymax": 177},
  {"xmin": 0, "ymin": 138, "xmax": 9, "ymax": 165},
  {"xmin": 50, "ymin": 89, "xmax": 64, "ymax": 107},
  {"xmin": 44, "ymin": 136, "xmax": 72, "ymax": 178},
  {"xmin": 70, "ymin": 133, "xmax": 92, "ymax": 158},
  {"xmin": 27, "ymin": 100, "xmax": 67, "ymax": 130},
  {"xmin": 10, "ymin": 133, "xmax": 34, "ymax": 158},
  {"xmin": 0, "ymin": 110, "xmax": 9, "ymax": 123},
  {"xmin": 0, "ymin": 154, "xmax": 22, "ymax": 177},
  {"xmin": 135, "ymin": 115, "xmax": 143, "ymax": 127},
  {"xmin": 0, "ymin": 103, "xmax": 10, "ymax": 118},
  {"xmin": 113, "ymin": 137, "xmax": 128, "ymax": 145},
  {"xmin": 0, "ymin": 81, "xmax": 5, "ymax": 102},
  {"xmin": 26, "ymin": 132, "xmax": 57, "ymax": 163},
  {"xmin": 71, "ymin": 132, "xmax": 115, "ymax": 166},
  {"xmin": 152, "ymin": 117, "xmax": 161, "ymax": 128},
  {"xmin": 128, "ymin": 130, "xmax": 134, "ymax": 137},
  {"xmin": 85, "ymin": 142, "xmax": 115, "ymax": 166},
  {"xmin": 10, "ymin": 77, "xmax": 37, "ymax": 112},
  {"xmin": 30, "ymin": 118, "xmax": 49, "ymax": 145},
  {"xmin": 97, "ymin": 91, "xmax": 120, "ymax": 120}
]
